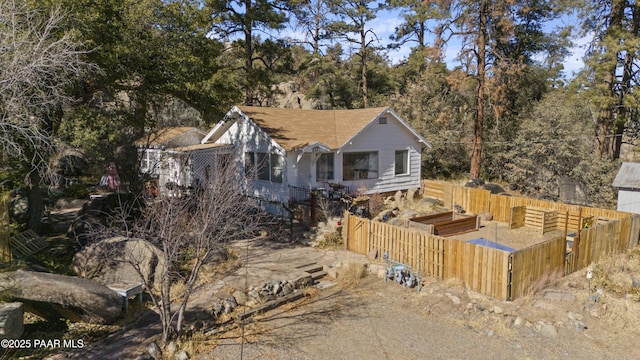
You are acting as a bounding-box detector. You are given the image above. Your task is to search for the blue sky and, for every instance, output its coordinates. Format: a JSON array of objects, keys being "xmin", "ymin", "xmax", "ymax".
[
  {"xmin": 369, "ymin": 9, "xmax": 588, "ymax": 76},
  {"xmin": 283, "ymin": 8, "xmax": 588, "ymax": 77}
]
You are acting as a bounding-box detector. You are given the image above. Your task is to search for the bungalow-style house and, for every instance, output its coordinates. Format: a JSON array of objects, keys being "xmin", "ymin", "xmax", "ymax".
[
  {"xmin": 201, "ymin": 106, "xmax": 431, "ymax": 204},
  {"xmin": 136, "ymin": 126, "xmax": 230, "ymax": 195},
  {"xmin": 612, "ymin": 162, "xmax": 640, "ymax": 214}
]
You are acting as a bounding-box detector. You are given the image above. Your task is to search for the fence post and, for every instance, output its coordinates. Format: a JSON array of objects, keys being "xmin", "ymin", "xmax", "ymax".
[
  {"xmin": 575, "ymin": 208, "xmax": 582, "ymax": 267},
  {"xmin": 367, "ymin": 218, "xmax": 371, "ymax": 253},
  {"xmin": 563, "ymin": 210, "xmax": 569, "ymax": 275},
  {"xmin": 343, "ymin": 211, "xmax": 349, "ymax": 249}
]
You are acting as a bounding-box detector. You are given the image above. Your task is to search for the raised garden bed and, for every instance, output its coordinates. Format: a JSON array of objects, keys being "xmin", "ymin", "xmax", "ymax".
[{"xmin": 408, "ymin": 211, "xmax": 480, "ymax": 236}]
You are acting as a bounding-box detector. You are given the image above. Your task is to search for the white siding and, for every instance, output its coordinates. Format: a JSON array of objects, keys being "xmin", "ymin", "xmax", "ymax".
[
  {"xmin": 339, "ymin": 114, "xmax": 423, "ymax": 194},
  {"xmin": 215, "ymin": 119, "xmax": 289, "ymax": 203},
  {"xmin": 617, "ymin": 190, "xmax": 640, "ymax": 214}
]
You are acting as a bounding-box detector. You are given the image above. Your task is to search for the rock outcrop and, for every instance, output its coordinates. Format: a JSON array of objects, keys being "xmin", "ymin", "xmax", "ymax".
[
  {"xmin": 0, "ymin": 269, "xmax": 122, "ymax": 323},
  {"xmin": 73, "ymin": 237, "xmax": 166, "ymax": 288}
]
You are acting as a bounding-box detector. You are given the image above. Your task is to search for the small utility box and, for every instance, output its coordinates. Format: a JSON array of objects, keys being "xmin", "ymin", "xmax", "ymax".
[{"xmin": 108, "ymin": 281, "xmax": 143, "ymax": 314}]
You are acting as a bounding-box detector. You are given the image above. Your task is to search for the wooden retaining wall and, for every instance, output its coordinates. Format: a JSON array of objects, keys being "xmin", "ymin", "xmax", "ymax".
[
  {"xmin": 432, "ymin": 216, "xmax": 479, "ymax": 236},
  {"xmin": 410, "ymin": 212, "xmax": 454, "ymax": 224}
]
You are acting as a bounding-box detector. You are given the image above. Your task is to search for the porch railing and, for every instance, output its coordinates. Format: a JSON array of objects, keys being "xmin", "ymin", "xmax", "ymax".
[
  {"xmin": 288, "ymin": 186, "xmax": 312, "ymax": 204},
  {"xmin": 288, "ymin": 183, "xmax": 356, "ymax": 204}
]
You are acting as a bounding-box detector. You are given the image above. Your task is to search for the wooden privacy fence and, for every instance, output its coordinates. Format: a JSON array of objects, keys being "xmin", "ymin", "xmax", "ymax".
[
  {"xmin": 573, "ymin": 216, "xmax": 635, "ymax": 270},
  {"xmin": 344, "ymin": 211, "xmax": 509, "ymax": 299},
  {"xmin": 509, "ymin": 236, "xmax": 566, "ymax": 300},
  {"xmin": 422, "ymin": 180, "xmax": 490, "ymax": 215},
  {"xmin": 344, "ymin": 211, "xmax": 446, "ymax": 278},
  {"xmin": 444, "ymin": 239, "xmax": 511, "ymax": 300},
  {"xmin": 344, "ymin": 210, "xmax": 640, "ymax": 301},
  {"xmin": 421, "ymin": 180, "xmax": 632, "ymax": 224}
]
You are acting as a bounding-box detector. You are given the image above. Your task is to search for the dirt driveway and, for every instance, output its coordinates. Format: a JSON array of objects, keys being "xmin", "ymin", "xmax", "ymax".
[
  {"xmin": 205, "ymin": 274, "xmax": 638, "ymax": 360},
  {"xmin": 47, "ymin": 235, "xmax": 640, "ymax": 360}
]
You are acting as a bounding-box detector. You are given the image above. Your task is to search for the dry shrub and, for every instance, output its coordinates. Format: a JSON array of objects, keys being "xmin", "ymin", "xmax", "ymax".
[
  {"xmin": 176, "ymin": 330, "xmax": 216, "ymax": 358},
  {"xmin": 320, "ymin": 231, "xmax": 343, "ymax": 247},
  {"xmin": 338, "ymin": 262, "xmax": 367, "ymax": 287},
  {"xmin": 169, "ymin": 279, "xmax": 188, "ymax": 302},
  {"xmin": 525, "ymin": 270, "xmax": 564, "ymax": 296},
  {"xmin": 368, "ymin": 192, "xmax": 386, "ymax": 216},
  {"xmin": 590, "ymin": 247, "xmax": 640, "ymax": 300},
  {"xmin": 196, "ymin": 248, "xmax": 241, "ymax": 286},
  {"xmin": 443, "ymin": 277, "xmax": 465, "ymax": 289}
]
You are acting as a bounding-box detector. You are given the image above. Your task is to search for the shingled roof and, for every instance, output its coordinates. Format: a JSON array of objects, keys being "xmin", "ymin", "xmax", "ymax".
[
  {"xmin": 235, "ymin": 106, "xmax": 405, "ymax": 151},
  {"xmin": 135, "ymin": 127, "xmax": 205, "ymax": 148},
  {"xmin": 613, "ymin": 162, "xmax": 640, "ymax": 189}
]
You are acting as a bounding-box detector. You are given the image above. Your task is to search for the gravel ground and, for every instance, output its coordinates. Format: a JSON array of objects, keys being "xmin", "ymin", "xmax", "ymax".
[{"xmin": 205, "ymin": 275, "xmax": 640, "ymax": 360}]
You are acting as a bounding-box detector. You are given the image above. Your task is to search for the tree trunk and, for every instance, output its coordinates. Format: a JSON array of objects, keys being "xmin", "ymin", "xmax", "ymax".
[
  {"xmin": 360, "ymin": 18, "xmax": 368, "ymax": 108},
  {"xmin": 613, "ymin": 3, "xmax": 639, "ymax": 159},
  {"xmin": 595, "ymin": 0, "xmax": 625, "ymax": 159},
  {"xmin": 27, "ymin": 171, "xmax": 43, "ymax": 234},
  {"xmin": 244, "ymin": 0, "xmax": 254, "ymax": 106},
  {"xmin": 470, "ymin": 0, "xmax": 487, "ymax": 179}
]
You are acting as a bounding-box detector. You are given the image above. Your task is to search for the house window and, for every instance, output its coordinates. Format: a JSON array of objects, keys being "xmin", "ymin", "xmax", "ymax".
[
  {"xmin": 343, "ymin": 152, "xmax": 378, "ymax": 181},
  {"xmin": 271, "ymin": 154, "xmax": 284, "ymax": 183},
  {"xmin": 141, "ymin": 151, "xmax": 150, "ymax": 172},
  {"xmin": 316, "ymin": 153, "xmax": 334, "ymax": 181},
  {"xmin": 257, "ymin": 152, "xmax": 270, "ymax": 181},
  {"xmin": 246, "ymin": 151, "xmax": 284, "ymax": 183},
  {"xmin": 395, "ymin": 150, "xmax": 409, "ymax": 175},
  {"xmin": 244, "ymin": 152, "xmax": 254, "ymax": 177},
  {"xmin": 141, "ymin": 150, "xmax": 160, "ymax": 173}
]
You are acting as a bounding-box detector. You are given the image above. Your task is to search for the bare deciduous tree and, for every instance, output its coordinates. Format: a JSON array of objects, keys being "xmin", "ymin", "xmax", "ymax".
[
  {"xmin": 111, "ymin": 151, "xmax": 265, "ymax": 345},
  {"xmin": 0, "ymin": 0, "xmax": 91, "ymax": 231}
]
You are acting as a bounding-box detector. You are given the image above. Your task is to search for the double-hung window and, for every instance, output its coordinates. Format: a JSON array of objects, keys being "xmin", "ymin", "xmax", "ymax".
[
  {"xmin": 395, "ymin": 150, "xmax": 409, "ymax": 175},
  {"xmin": 245, "ymin": 151, "xmax": 284, "ymax": 183}
]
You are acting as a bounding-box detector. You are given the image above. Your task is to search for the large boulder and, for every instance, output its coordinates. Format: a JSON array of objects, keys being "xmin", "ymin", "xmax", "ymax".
[
  {"xmin": 0, "ymin": 270, "xmax": 122, "ymax": 323},
  {"xmin": 73, "ymin": 237, "xmax": 166, "ymax": 288},
  {"xmin": 482, "ymin": 183, "xmax": 505, "ymax": 194}
]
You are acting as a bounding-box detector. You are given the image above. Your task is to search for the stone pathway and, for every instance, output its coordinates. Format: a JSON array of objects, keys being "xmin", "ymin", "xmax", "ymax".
[{"xmin": 48, "ymin": 238, "xmax": 365, "ymax": 359}]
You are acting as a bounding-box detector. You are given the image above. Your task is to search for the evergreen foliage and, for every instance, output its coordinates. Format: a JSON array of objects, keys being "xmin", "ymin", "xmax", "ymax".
[{"xmin": 4, "ymin": 0, "xmax": 639, "ymax": 211}]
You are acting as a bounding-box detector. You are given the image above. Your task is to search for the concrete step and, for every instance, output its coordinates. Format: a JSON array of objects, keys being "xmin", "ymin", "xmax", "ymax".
[
  {"xmin": 295, "ymin": 262, "xmax": 319, "ymax": 270},
  {"xmin": 311, "ymin": 270, "xmax": 327, "ymax": 281},
  {"xmin": 299, "ymin": 264, "xmax": 324, "ymax": 274}
]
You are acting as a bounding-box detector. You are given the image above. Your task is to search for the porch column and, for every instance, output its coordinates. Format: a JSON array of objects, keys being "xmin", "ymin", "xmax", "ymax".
[{"xmin": 309, "ymin": 153, "xmax": 318, "ymax": 189}]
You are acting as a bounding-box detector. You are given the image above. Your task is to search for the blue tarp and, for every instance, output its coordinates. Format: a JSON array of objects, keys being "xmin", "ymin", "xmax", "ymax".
[{"xmin": 467, "ymin": 238, "xmax": 515, "ymax": 253}]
